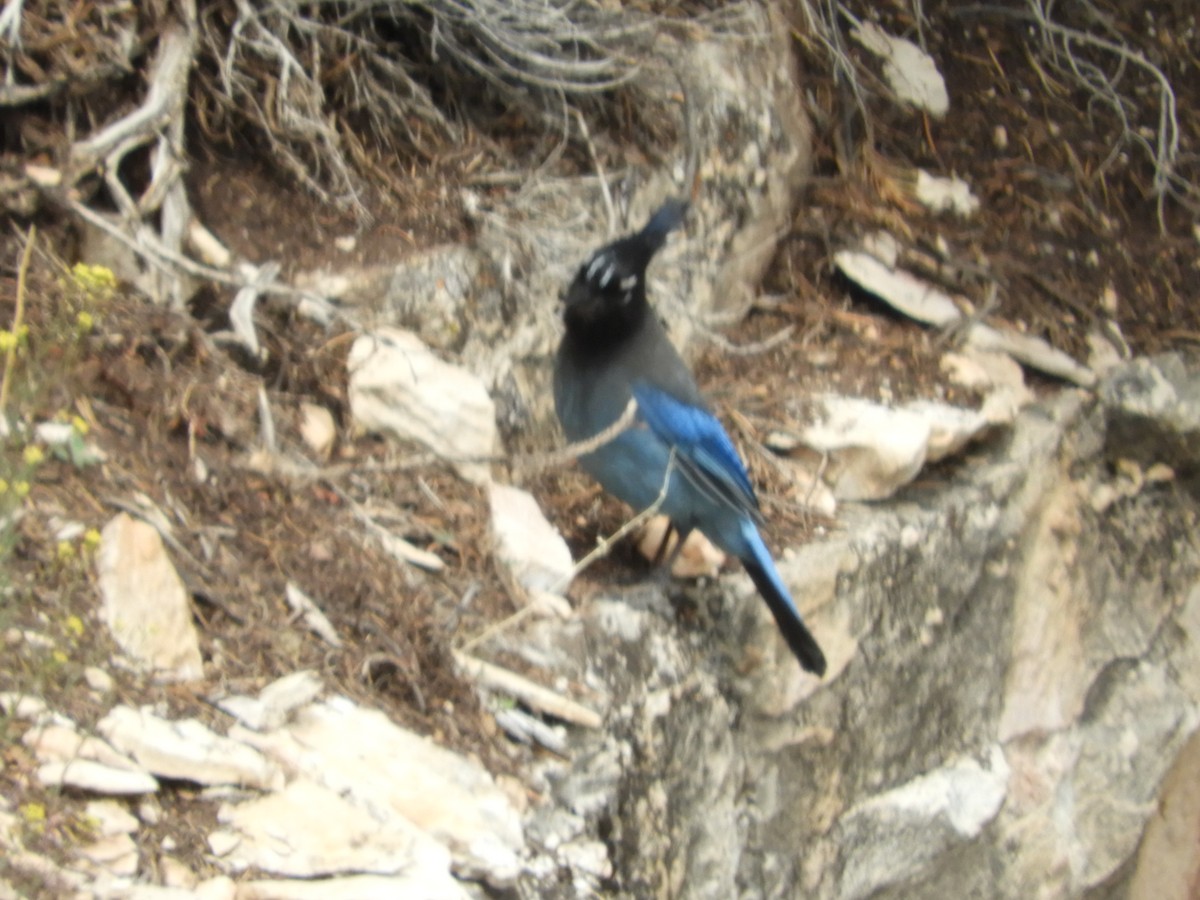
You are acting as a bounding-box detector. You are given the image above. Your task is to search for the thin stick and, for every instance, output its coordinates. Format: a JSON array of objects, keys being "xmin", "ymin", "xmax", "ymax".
[
  {"xmin": 66, "ymin": 200, "xmax": 348, "ymax": 325},
  {"xmin": 554, "ymin": 447, "xmax": 676, "ymax": 591},
  {"xmin": 514, "ymin": 396, "xmax": 640, "ymax": 475},
  {"xmin": 0, "ymin": 226, "xmax": 35, "ymax": 417},
  {"xmin": 803, "ymin": 451, "xmax": 829, "ymax": 511},
  {"xmin": 457, "ymin": 446, "xmax": 676, "ymax": 654},
  {"xmin": 458, "ymin": 603, "xmax": 540, "ymax": 655},
  {"xmin": 700, "ymin": 323, "xmax": 795, "ymax": 356},
  {"xmin": 453, "ymin": 651, "xmax": 602, "ymax": 728},
  {"xmin": 573, "ymin": 108, "xmax": 616, "ymax": 236}
]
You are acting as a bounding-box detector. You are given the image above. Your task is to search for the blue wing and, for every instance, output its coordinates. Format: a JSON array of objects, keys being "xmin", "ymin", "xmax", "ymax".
[{"xmin": 631, "ymin": 382, "xmax": 761, "ymax": 521}]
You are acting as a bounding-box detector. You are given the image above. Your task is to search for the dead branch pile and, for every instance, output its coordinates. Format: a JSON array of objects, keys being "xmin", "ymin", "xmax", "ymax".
[{"xmin": 0, "ymin": 0, "xmax": 666, "ymax": 308}]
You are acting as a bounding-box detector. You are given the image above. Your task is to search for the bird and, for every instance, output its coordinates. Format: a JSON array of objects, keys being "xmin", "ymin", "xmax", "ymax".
[{"xmin": 553, "ymin": 198, "xmax": 827, "ymax": 676}]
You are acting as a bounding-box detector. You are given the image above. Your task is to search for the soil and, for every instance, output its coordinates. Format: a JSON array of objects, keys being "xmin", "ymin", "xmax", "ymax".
[{"xmin": 0, "ymin": 0, "xmax": 1196, "ymax": 887}]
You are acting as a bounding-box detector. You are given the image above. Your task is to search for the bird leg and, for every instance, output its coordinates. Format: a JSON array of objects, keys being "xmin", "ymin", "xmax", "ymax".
[
  {"xmin": 651, "ymin": 524, "xmax": 692, "ymax": 584},
  {"xmin": 649, "ymin": 520, "xmax": 677, "ymax": 567}
]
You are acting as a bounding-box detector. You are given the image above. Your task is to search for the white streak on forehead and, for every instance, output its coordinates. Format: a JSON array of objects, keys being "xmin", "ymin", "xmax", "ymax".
[{"xmin": 586, "ymin": 252, "xmax": 608, "ymax": 279}]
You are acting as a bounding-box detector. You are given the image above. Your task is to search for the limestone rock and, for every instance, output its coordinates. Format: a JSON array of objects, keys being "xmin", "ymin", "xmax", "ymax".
[
  {"xmin": 36, "ymin": 760, "xmax": 158, "ymax": 795},
  {"xmin": 0, "ymin": 693, "xmax": 50, "ymax": 722},
  {"xmin": 98, "ymin": 705, "xmax": 284, "ymax": 791},
  {"xmin": 834, "ymin": 246, "xmax": 961, "ymax": 327},
  {"xmin": 25, "ymin": 720, "xmax": 159, "ymax": 795},
  {"xmin": 941, "ymin": 347, "xmax": 1033, "ymax": 424},
  {"xmin": 1128, "ymin": 730, "xmax": 1200, "ymax": 899},
  {"xmin": 851, "ymin": 22, "xmax": 950, "ymax": 116},
  {"xmin": 213, "ymin": 670, "xmax": 324, "ymax": 732},
  {"xmin": 535, "ymin": 373, "xmax": 1200, "ymax": 899},
  {"xmin": 238, "ymin": 695, "xmax": 524, "ymax": 887},
  {"xmin": 836, "ymin": 238, "xmax": 1095, "ymax": 387},
  {"xmin": 96, "ymin": 513, "xmax": 204, "ymax": 681},
  {"xmin": 834, "ymin": 747, "xmax": 1010, "ymax": 899},
  {"xmin": 1100, "ymin": 353, "xmax": 1200, "ymax": 471},
  {"xmin": 488, "ymin": 482, "xmax": 574, "ymax": 595},
  {"xmin": 237, "ymin": 873, "xmax": 469, "ymax": 900},
  {"xmin": 210, "ymin": 778, "xmax": 464, "ymax": 896},
  {"xmin": 913, "ymin": 170, "xmax": 979, "ymax": 216},
  {"xmin": 76, "ymin": 831, "xmax": 139, "ymax": 877},
  {"xmin": 298, "ymin": 402, "xmax": 336, "ymax": 459},
  {"xmin": 84, "ymin": 800, "xmax": 139, "ymax": 836},
  {"xmin": 347, "ymin": 328, "xmax": 498, "ymax": 484},
  {"xmin": 798, "ymin": 395, "xmax": 991, "ymax": 500}
]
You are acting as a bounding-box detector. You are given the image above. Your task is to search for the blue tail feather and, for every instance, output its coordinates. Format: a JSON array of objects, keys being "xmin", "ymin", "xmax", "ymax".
[{"xmin": 739, "ymin": 522, "xmax": 827, "ymax": 675}]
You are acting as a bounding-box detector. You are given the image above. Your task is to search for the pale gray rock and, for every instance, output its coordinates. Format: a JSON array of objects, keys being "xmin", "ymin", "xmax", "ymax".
[
  {"xmin": 941, "ymin": 347, "xmax": 1034, "ymax": 424},
  {"xmin": 0, "ymin": 692, "xmax": 50, "ymax": 721},
  {"xmin": 238, "ymin": 695, "xmax": 524, "ymax": 887},
  {"xmin": 347, "ymin": 328, "xmax": 498, "ymax": 485},
  {"xmin": 84, "ymin": 666, "xmax": 115, "ymax": 694},
  {"xmin": 297, "ymin": 402, "xmax": 336, "ymax": 459},
  {"xmin": 296, "ymin": 245, "xmax": 487, "ymax": 351},
  {"xmin": 798, "ymin": 395, "xmax": 991, "ymax": 501},
  {"xmin": 833, "ymin": 746, "xmax": 1010, "ymax": 899},
  {"xmin": 835, "ymin": 238, "xmax": 1095, "ymax": 387},
  {"xmin": 36, "ymin": 760, "xmax": 158, "ymax": 796},
  {"xmin": 84, "ymin": 800, "xmax": 139, "ymax": 836},
  {"xmin": 98, "ymin": 705, "xmax": 284, "ymax": 791},
  {"xmin": 965, "ymin": 321, "xmax": 1096, "ymax": 387},
  {"xmin": 25, "ymin": 721, "xmax": 159, "ymax": 795},
  {"xmin": 1100, "ymin": 353, "xmax": 1200, "ymax": 472},
  {"xmin": 236, "ymin": 874, "xmax": 468, "ymax": 900},
  {"xmin": 913, "ymin": 170, "xmax": 979, "ymax": 216},
  {"xmin": 488, "ymin": 482, "xmax": 574, "ymax": 595},
  {"xmin": 851, "ymin": 22, "xmax": 950, "ymax": 116},
  {"xmin": 210, "ymin": 778, "xmax": 465, "ymax": 897},
  {"xmin": 834, "ymin": 247, "xmax": 961, "ymax": 327},
  {"xmin": 75, "ymin": 831, "xmax": 139, "ymax": 878},
  {"xmin": 96, "ymin": 513, "xmax": 204, "ymax": 682},
  {"xmin": 116, "ymin": 880, "xmax": 237, "ymax": 899},
  {"xmin": 517, "ymin": 357, "xmax": 1200, "ymax": 899},
  {"xmin": 213, "ymin": 670, "xmax": 324, "ymax": 732}
]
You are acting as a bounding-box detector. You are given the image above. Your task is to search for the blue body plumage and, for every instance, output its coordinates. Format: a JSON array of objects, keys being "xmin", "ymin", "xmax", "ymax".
[{"xmin": 553, "ymin": 200, "xmax": 827, "ymax": 675}]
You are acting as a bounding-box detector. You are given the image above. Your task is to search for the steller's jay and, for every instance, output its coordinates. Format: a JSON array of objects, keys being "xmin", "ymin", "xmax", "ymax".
[{"xmin": 553, "ymin": 199, "xmax": 827, "ymax": 676}]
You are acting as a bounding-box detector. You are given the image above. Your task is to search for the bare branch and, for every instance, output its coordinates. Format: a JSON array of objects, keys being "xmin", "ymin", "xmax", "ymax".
[
  {"xmin": 513, "ymin": 396, "xmax": 640, "ymax": 476},
  {"xmin": 70, "ymin": 26, "xmax": 195, "ymax": 176},
  {"xmin": 557, "ymin": 447, "xmax": 676, "ymax": 589}
]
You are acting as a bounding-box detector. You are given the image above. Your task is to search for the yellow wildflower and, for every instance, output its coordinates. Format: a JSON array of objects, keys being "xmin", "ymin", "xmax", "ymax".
[
  {"xmin": 13, "ymin": 480, "xmax": 30, "ymax": 498},
  {"xmin": 65, "ymin": 615, "xmax": 85, "ymax": 638},
  {"xmin": 71, "ymin": 415, "xmax": 90, "ymax": 436},
  {"xmin": 0, "ymin": 331, "xmax": 15, "ymax": 353},
  {"xmin": 20, "ymin": 803, "xmax": 46, "ymax": 825},
  {"xmin": 76, "ymin": 310, "xmax": 95, "ymax": 333},
  {"xmin": 83, "ymin": 528, "xmax": 102, "ymax": 550},
  {"xmin": 57, "ymin": 540, "xmax": 74, "ymax": 561},
  {"xmin": 70, "ymin": 263, "xmax": 117, "ymax": 298},
  {"xmin": 22, "ymin": 445, "xmax": 43, "ymax": 466}
]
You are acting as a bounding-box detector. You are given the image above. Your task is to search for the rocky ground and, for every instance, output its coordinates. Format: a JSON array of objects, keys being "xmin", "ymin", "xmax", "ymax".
[{"xmin": 1, "ymin": 0, "xmax": 1198, "ymax": 897}]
